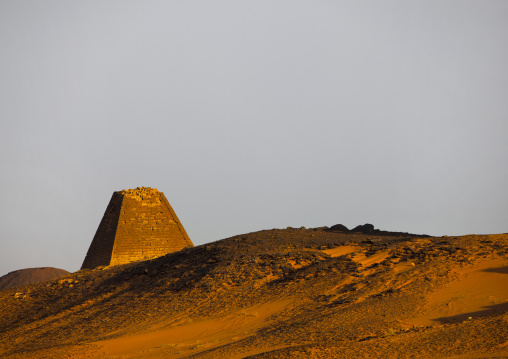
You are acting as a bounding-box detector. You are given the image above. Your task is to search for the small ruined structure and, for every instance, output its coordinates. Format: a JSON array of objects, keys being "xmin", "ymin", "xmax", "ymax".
[{"xmin": 81, "ymin": 187, "xmax": 193, "ymax": 269}]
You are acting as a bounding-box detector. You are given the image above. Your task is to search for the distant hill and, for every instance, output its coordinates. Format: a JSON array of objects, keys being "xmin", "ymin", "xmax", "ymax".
[{"xmin": 0, "ymin": 267, "xmax": 69, "ymax": 290}]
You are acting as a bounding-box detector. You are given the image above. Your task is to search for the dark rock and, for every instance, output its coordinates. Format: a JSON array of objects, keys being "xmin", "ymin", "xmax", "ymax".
[
  {"xmin": 329, "ymin": 224, "xmax": 349, "ymax": 232},
  {"xmin": 351, "ymin": 224, "xmax": 375, "ymax": 234},
  {"xmin": 447, "ymin": 247, "xmax": 458, "ymax": 253}
]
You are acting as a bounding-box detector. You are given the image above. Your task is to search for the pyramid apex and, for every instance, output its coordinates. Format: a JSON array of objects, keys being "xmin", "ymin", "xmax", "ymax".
[{"xmin": 121, "ymin": 187, "xmax": 159, "ymax": 196}]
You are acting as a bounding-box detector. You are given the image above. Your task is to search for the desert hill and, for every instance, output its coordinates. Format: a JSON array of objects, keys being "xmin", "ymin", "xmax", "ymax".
[
  {"xmin": 0, "ymin": 226, "xmax": 507, "ymax": 358},
  {"xmin": 0, "ymin": 267, "xmax": 69, "ymax": 291}
]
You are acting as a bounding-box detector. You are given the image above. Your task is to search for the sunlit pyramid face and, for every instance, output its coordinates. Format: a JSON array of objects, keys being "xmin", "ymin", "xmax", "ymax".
[{"xmin": 81, "ymin": 187, "xmax": 193, "ymax": 269}]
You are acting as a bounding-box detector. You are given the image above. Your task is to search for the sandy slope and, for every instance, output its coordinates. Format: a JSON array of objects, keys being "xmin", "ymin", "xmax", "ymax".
[
  {"xmin": 0, "ymin": 229, "xmax": 506, "ymax": 358},
  {"xmin": 409, "ymin": 255, "xmax": 508, "ymax": 327}
]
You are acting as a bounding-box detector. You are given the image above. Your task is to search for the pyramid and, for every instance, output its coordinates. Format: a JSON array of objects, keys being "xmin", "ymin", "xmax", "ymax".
[{"xmin": 81, "ymin": 187, "xmax": 193, "ymax": 269}]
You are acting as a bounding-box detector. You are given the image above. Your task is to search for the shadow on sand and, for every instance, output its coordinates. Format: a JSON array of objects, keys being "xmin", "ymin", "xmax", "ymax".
[
  {"xmin": 432, "ymin": 301, "xmax": 508, "ymax": 324},
  {"xmin": 481, "ymin": 266, "xmax": 508, "ymax": 274}
]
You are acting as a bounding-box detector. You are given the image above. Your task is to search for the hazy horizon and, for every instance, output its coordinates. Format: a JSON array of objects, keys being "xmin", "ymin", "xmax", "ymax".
[{"xmin": 1, "ymin": 1, "xmax": 507, "ymax": 276}]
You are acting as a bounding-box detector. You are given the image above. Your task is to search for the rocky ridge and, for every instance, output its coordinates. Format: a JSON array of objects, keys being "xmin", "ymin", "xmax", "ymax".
[{"xmin": 0, "ymin": 225, "xmax": 506, "ymax": 358}]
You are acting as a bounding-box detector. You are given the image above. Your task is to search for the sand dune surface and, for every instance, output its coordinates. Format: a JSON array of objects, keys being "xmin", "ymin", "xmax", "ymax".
[{"xmin": 0, "ymin": 229, "xmax": 507, "ymax": 358}]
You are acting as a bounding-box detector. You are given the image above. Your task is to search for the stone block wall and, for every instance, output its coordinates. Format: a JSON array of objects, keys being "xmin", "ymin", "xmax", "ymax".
[
  {"xmin": 81, "ymin": 192, "xmax": 123, "ymax": 269},
  {"xmin": 81, "ymin": 187, "xmax": 193, "ymax": 269}
]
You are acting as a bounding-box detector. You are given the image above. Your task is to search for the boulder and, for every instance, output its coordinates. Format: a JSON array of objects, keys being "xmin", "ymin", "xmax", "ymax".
[{"xmin": 351, "ymin": 223, "xmax": 375, "ymax": 234}]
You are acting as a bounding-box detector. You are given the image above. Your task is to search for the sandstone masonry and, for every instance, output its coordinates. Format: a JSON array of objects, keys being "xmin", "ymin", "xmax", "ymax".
[{"xmin": 81, "ymin": 187, "xmax": 193, "ymax": 269}]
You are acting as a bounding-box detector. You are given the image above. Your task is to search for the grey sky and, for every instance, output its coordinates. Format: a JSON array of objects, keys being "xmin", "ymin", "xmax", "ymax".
[{"xmin": 1, "ymin": 1, "xmax": 507, "ymax": 276}]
